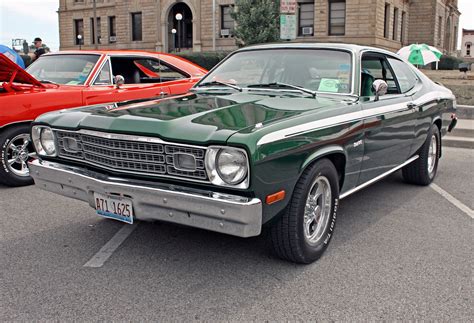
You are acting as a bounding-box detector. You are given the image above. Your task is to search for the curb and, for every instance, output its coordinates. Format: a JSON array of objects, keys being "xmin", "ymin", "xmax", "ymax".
[
  {"xmin": 456, "ymin": 105, "xmax": 473, "ymax": 120},
  {"xmin": 444, "ymin": 118, "xmax": 473, "ymax": 149},
  {"xmin": 443, "ymin": 136, "xmax": 474, "ymax": 149}
]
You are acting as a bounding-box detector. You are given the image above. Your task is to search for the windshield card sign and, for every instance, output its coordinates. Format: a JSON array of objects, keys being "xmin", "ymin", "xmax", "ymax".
[{"xmin": 318, "ymin": 78, "xmax": 341, "ymax": 93}]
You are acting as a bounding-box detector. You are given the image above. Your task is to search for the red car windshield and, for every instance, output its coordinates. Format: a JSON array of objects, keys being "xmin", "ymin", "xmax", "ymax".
[{"xmin": 26, "ymin": 54, "xmax": 100, "ymax": 85}]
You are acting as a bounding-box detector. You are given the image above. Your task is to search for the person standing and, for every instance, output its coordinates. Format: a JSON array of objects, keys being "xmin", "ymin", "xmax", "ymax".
[{"xmin": 32, "ymin": 37, "xmax": 46, "ymax": 61}]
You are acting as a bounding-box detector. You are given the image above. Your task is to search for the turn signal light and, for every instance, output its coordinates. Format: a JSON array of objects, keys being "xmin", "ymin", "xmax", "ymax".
[{"xmin": 266, "ymin": 190, "xmax": 286, "ymax": 205}]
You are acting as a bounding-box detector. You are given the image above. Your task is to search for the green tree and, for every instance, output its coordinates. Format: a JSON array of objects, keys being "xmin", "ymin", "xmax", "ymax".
[{"xmin": 231, "ymin": 0, "xmax": 280, "ymax": 47}]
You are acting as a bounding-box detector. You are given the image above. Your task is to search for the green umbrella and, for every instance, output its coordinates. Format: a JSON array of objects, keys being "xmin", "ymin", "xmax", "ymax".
[{"xmin": 397, "ymin": 44, "xmax": 442, "ymax": 65}]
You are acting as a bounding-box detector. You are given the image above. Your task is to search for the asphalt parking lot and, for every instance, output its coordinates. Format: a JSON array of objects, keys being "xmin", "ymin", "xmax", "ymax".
[{"xmin": 1, "ymin": 147, "xmax": 472, "ymax": 321}]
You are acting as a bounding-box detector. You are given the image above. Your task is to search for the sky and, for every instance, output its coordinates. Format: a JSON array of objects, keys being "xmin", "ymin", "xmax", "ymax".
[{"xmin": 0, "ymin": 0, "xmax": 473, "ymax": 51}]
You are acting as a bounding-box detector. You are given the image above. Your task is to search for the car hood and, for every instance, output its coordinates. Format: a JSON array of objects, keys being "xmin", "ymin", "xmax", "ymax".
[
  {"xmin": 0, "ymin": 53, "xmax": 44, "ymax": 87},
  {"xmin": 36, "ymin": 92, "xmax": 349, "ymax": 144}
]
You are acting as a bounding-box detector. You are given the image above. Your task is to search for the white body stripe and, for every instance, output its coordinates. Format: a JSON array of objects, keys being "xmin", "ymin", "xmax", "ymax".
[{"xmin": 256, "ymin": 91, "xmax": 453, "ymax": 146}]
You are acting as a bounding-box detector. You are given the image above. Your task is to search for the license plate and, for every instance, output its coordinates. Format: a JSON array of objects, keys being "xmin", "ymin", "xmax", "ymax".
[{"xmin": 93, "ymin": 192, "xmax": 134, "ymax": 224}]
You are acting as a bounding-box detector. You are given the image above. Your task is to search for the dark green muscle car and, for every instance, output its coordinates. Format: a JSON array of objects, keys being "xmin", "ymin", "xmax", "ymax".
[{"xmin": 29, "ymin": 44, "xmax": 457, "ymax": 263}]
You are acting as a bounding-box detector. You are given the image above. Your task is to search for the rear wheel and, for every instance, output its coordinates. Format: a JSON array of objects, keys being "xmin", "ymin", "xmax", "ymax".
[
  {"xmin": 270, "ymin": 159, "xmax": 339, "ymax": 264},
  {"xmin": 0, "ymin": 125, "xmax": 35, "ymax": 187},
  {"xmin": 402, "ymin": 124, "xmax": 440, "ymax": 186}
]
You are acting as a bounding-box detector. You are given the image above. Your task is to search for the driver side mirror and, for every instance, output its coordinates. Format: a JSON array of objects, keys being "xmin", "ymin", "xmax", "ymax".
[
  {"xmin": 114, "ymin": 75, "xmax": 125, "ymax": 89},
  {"xmin": 373, "ymin": 79, "xmax": 388, "ymax": 101}
]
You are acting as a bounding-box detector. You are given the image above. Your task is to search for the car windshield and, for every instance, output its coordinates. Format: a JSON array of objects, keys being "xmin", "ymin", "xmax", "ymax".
[
  {"xmin": 197, "ymin": 49, "xmax": 353, "ymax": 94},
  {"xmin": 26, "ymin": 54, "xmax": 100, "ymax": 85}
]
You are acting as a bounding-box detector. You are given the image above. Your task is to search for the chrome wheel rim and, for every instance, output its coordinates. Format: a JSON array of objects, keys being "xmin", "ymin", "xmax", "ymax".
[
  {"xmin": 427, "ymin": 134, "xmax": 437, "ymax": 175},
  {"xmin": 5, "ymin": 134, "xmax": 34, "ymax": 177},
  {"xmin": 303, "ymin": 175, "xmax": 332, "ymax": 245}
]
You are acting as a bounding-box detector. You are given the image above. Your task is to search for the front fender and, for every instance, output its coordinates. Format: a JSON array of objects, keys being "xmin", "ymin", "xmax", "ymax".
[{"xmin": 301, "ymin": 145, "xmax": 346, "ymax": 171}]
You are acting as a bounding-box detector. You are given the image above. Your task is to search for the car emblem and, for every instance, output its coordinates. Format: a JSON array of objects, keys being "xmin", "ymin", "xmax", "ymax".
[{"xmin": 353, "ymin": 140, "xmax": 363, "ymax": 148}]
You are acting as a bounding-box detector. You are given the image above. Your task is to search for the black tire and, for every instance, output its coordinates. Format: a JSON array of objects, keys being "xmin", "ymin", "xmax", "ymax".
[
  {"xmin": 402, "ymin": 124, "xmax": 441, "ymax": 186},
  {"xmin": 270, "ymin": 158, "xmax": 339, "ymax": 264},
  {"xmin": 0, "ymin": 125, "xmax": 35, "ymax": 187}
]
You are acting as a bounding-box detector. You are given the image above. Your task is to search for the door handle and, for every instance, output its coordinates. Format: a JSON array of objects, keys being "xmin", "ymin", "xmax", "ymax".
[
  {"xmin": 407, "ymin": 102, "xmax": 418, "ymax": 110},
  {"xmin": 158, "ymin": 91, "xmax": 169, "ymax": 97}
]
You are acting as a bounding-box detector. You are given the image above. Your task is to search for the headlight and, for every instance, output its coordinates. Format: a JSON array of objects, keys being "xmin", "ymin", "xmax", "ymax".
[
  {"xmin": 32, "ymin": 126, "xmax": 57, "ymax": 156},
  {"xmin": 205, "ymin": 146, "xmax": 249, "ymax": 188}
]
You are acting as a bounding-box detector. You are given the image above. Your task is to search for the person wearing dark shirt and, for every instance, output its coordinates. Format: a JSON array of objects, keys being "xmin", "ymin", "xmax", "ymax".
[{"xmin": 32, "ymin": 37, "xmax": 46, "ymax": 61}]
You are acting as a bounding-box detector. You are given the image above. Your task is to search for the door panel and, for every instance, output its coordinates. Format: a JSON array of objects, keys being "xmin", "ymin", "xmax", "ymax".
[
  {"xmin": 357, "ymin": 53, "xmax": 416, "ymax": 185},
  {"xmin": 358, "ymin": 97, "xmax": 416, "ymax": 184},
  {"xmin": 82, "ymin": 84, "xmax": 170, "ymax": 106}
]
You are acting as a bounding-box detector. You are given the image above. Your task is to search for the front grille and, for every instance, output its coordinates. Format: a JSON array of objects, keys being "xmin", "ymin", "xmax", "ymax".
[{"xmin": 55, "ymin": 130, "xmax": 208, "ymax": 181}]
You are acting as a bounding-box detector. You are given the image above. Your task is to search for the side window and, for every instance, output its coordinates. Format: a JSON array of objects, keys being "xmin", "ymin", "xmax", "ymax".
[
  {"xmin": 93, "ymin": 60, "xmax": 111, "ymax": 85},
  {"xmin": 387, "ymin": 57, "xmax": 418, "ymax": 93},
  {"xmin": 133, "ymin": 58, "xmax": 187, "ymax": 83},
  {"xmin": 361, "ymin": 55, "xmax": 399, "ymax": 96}
]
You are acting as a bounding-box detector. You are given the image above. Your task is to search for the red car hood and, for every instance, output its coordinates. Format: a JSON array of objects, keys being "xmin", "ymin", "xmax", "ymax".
[{"xmin": 0, "ymin": 53, "xmax": 44, "ymax": 87}]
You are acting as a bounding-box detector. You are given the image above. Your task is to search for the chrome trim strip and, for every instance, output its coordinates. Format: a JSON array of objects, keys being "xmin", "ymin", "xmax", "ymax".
[
  {"xmin": 196, "ymin": 47, "xmax": 357, "ymax": 96},
  {"xmin": 339, "ymin": 155, "xmax": 419, "ymax": 199},
  {"xmin": 89, "ymin": 55, "xmax": 112, "ymax": 85},
  {"xmin": 56, "ymin": 128, "xmax": 207, "ymax": 150}
]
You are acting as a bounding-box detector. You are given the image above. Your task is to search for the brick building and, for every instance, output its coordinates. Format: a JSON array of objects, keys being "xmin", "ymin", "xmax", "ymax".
[{"xmin": 58, "ymin": 0, "xmax": 460, "ymax": 54}]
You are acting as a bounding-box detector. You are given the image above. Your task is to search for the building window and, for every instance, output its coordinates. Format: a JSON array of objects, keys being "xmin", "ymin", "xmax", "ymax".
[
  {"xmin": 96, "ymin": 17, "xmax": 101, "ymax": 44},
  {"xmin": 401, "ymin": 11, "xmax": 406, "ymax": 44},
  {"xmin": 467, "ymin": 44, "xmax": 471, "ymax": 56},
  {"xmin": 392, "ymin": 8, "xmax": 398, "ymax": 41},
  {"xmin": 445, "ymin": 17, "xmax": 451, "ymax": 52},
  {"xmin": 109, "ymin": 16, "xmax": 116, "ymax": 43},
  {"xmin": 131, "ymin": 12, "xmax": 142, "ymax": 41},
  {"xmin": 298, "ymin": 1, "xmax": 314, "ymax": 36},
  {"xmin": 329, "ymin": 0, "xmax": 345, "ymax": 36},
  {"xmin": 90, "ymin": 18, "xmax": 94, "ymax": 44},
  {"xmin": 221, "ymin": 5, "xmax": 234, "ymax": 37},
  {"xmin": 438, "ymin": 16, "xmax": 442, "ymax": 45},
  {"xmin": 74, "ymin": 19, "xmax": 84, "ymax": 45},
  {"xmin": 384, "ymin": 3, "xmax": 390, "ymax": 38}
]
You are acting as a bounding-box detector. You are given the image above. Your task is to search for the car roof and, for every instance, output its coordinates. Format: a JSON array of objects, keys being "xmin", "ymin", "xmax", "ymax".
[
  {"xmin": 237, "ymin": 42, "xmax": 397, "ymax": 57},
  {"xmin": 42, "ymin": 50, "xmax": 178, "ymax": 58}
]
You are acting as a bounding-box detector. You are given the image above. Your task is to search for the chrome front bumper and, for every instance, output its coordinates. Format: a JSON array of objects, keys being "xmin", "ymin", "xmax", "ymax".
[{"xmin": 29, "ymin": 159, "xmax": 262, "ymax": 237}]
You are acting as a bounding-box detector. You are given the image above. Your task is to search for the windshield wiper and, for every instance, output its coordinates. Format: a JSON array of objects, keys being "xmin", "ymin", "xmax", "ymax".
[
  {"xmin": 196, "ymin": 80, "xmax": 242, "ymax": 92},
  {"xmin": 247, "ymin": 82, "xmax": 316, "ymax": 97},
  {"xmin": 39, "ymin": 79, "xmax": 59, "ymax": 85}
]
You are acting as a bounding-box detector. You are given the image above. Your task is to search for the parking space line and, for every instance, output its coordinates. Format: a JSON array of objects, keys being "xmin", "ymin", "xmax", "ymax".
[
  {"xmin": 83, "ymin": 223, "xmax": 138, "ymax": 268},
  {"xmin": 430, "ymin": 183, "xmax": 474, "ymax": 219}
]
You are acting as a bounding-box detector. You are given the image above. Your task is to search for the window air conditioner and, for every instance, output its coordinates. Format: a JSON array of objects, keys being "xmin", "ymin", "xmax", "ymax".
[
  {"xmin": 302, "ymin": 27, "xmax": 313, "ymax": 36},
  {"xmin": 220, "ymin": 29, "xmax": 230, "ymax": 37}
]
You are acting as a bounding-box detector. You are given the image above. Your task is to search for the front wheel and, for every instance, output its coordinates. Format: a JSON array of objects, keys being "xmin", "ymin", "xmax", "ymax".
[
  {"xmin": 402, "ymin": 124, "xmax": 440, "ymax": 186},
  {"xmin": 270, "ymin": 158, "xmax": 339, "ymax": 264},
  {"xmin": 0, "ymin": 125, "xmax": 35, "ymax": 187}
]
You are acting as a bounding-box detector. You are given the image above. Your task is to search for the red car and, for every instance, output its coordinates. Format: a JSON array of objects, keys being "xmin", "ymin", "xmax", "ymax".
[{"xmin": 0, "ymin": 50, "xmax": 206, "ymax": 186}]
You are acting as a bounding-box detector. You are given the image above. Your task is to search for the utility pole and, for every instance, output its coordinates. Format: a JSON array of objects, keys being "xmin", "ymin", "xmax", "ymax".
[{"xmin": 93, "ymin": 0, "xmax": 98, "ymax": 49}]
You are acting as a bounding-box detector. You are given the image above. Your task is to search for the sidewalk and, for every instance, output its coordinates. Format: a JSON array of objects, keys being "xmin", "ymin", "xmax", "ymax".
[{"xmin": 444, "ymin": 119, "xmax": 474, "ymax": 149}]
